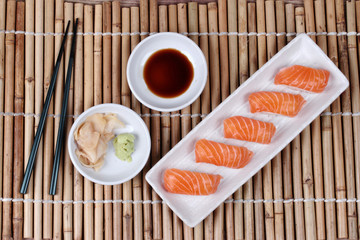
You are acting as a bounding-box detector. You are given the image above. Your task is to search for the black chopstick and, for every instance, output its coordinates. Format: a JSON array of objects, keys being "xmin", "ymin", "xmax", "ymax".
[
  {"xmin": 49, "ymin": 19, "xmax": 79, "ymax": 195},
  {"xmin": 20, "ymin": 21, "xmax": 71, "ymax": 194}
]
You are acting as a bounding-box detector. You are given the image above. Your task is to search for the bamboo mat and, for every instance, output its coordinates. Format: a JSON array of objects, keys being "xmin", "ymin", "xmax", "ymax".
[{"xmin": 1, "ymin": 0, "xmax": 360, "ymax": 239}]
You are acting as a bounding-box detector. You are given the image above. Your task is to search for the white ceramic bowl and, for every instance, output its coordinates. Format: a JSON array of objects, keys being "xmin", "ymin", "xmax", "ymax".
[
  {"xmin": 127, "ymin": 32, "xmax": 207, "ymax": 112},
  {"xmin": 68, "ymin": 104, "xmax": 151, "ymax": 185}
]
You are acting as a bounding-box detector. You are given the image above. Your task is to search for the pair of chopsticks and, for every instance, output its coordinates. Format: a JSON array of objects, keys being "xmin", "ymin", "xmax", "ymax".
[{"xmin": 20, "ymin": 19, "xmax": 79, "ymax": 195}]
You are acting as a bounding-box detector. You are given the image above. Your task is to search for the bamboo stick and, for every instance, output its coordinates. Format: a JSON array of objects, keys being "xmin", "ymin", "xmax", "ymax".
[
  {"xmin": 140, "ymin": 0, "xmax": 149, "ymax": 40},
  {"xmin": 256, "ymin": 0, "xmax": 267, "ymax": 67},
  {"xmin": 356, "ymin": 0, "xmax": 360, "ymax": 235},
  {"xmin": 0, "ymin": 0, "xmax": 5, "ymax": 236},
  {"xmin": 295, "ymin": 8, "xmax": 318, "ymax": 240},
  {"xmin": 103, "ymin": 2, "xmax": 111, "ymax": 103},
  {"xmin": 218, "ymin": 0, "xmax": 234, "ymax": 239},
  {"xmin": 218, "ymin": 0, "xmax": 229, "ymax": 101},
  {"xmin": 169, "ymin": 4, "xmax": 177, "ymax": 33},
  {"xmin": 245, "ymin": 3, "xmax": 257, "ymax": 239},
  {"xmin": 233, "ymin": 1, "xmax": 245, "ymax": 239},
  {"xmin": 228, "ymin": 0, "xmax": 238, "ymax": 93},
  {"xmin": 112, "ymin": 1, "xmax": 121, "ymax": 105},
  {"xmin": 33, "ymin": 0, "xmax": 44, "ymax": 237},
  {"xmin": 159, "ymin": 5, "xmax": 168, "ymax": 33},
  {"xmin": 263, "ymin": 1, "xmax": 276, "ymax": 239},
  {"xmin": 135, "ymin": 1, "xmax": 153, "ymax": 239},
  {"xmin": 324, "ymin": 0, "xmax": 339, "ymax": 237},
  {"xmin": 255, "ymin": 0, "xmax": 266, "ymax": 238},
  {"xmin": 178, "ymin": 3, "xmax": 193, "ymax": 240},
  {"xmin": 314, "ymin": 0, "xmax": 327, "ymax": 52},
  {"xmin": 150, "ymin": 0, "xmax": 158, "ymax": 35},
  {"xmin": 121, "ymin": 8, "xmax": 133, "ymax": 240},
  {"xmin": 305, "ymin": 0, "xmax": 327, "ymax": 238},
  {"xmin": 142, "ymin": 11, "xmax": 155, "ymax": 238},
  {"xmin": 303, "ymin": 0, "xmax": 316, "ymax": 41},
  {"xmin": 53, "ymin": 1, "xmax": 65, "ymax": 238},
  {"xmin": 283, "ymin": 6, "xmax": 295, "ymax": 240},
  {"xmin": 188, "ymin": 2, "xmax": 201, "ymax": 128},
  {"xmin": 93, "ymin": 4, "xmax": 103, "ymax": 240},
  {"xmin": 356, "ymin": 0, "xmax": 360, "ymax": 231},
  {"xmin": 63, "ymin": 4, "xmax": 82, "ymax": 240},
  {"xmin": 347, "ymin": 2, "xmax": 360, "ymax": 239},
  {"xmin": 72, "ymin": 4, "xmax": 87, "ymax": 240},
  {"xmin": 177, "ymin": 3, "xmax": 191, "ymax": 150},
  {"xmin": 282, "ymin": 8, "xmax": 296, "ymax": 231},
  {"xmin": 121, "ymin": 7, "xmax": 130, "ymax": 114},
  {"xmin": 208, "ymin": 3, "xmax": 224, "ymax": 240},
  {"xmin": 134, "ymin": 46, "xmax": 148, "ymax": 240},
  {"xmin": 345, "ymin": 2, "xmax": 359, "ymax": 239},
  {"xmin": 138, "ymin": 1, "xmax": 159, "ymax": 240},
  {"xmin": 167, "ymin": 23, "xmax": 180, "ymax": 239},
  {"xmin": 102, "ymin": 2, "xmax": 113, "ymax": 240},
  {"xmin": 271, "ymin": 154, "xmax": 284, "ymax": 240},
  {"xmin": 2, "ymin": 1, "xmax": 16, "ymax": 238},
  {"xmin": 94, "ymin": 4, "xmax": 103, "ymax": 105},
  {"xmin": 167, "ymin": 4, "xmax": 181, "ymax": 240},
  {"xmin": 292, "ymin": 9, "xmax": 306, "ymax": 240},
  {"xmin": 82, "ymin": 4, "xmax": 94, "ymax": 240},
  {"xmin": 61, "ymin": 4, "xmax": 74, "ymax": 240},
  {"xmin": 334, "ymin": 0, "xmax": 353, "ymax": 238},
  {"xmin": 291, "ymin": 133, "xmax": 306, "ymax": 240},
  {"xmin": 208, "ymin": 2, "xmax": 220, "ymax": 110},
  {"xmin": 73, "ymin": 3, "xmax": 84, "ymax": 120},
  {"xmin": 275, "ymin": 0, "xmax": 286, "ymax": 50},
  {"xmin": 281, "ymin": 146, "xmax": 295, "ymax": 240},
  {"xmin": 142, "ymin": 2, "xmax": 161, "ymax": 240},
  {"xmin": 175, "ymin": 5, "xmax": 190, "ymax": 240},
  {"xmin": 84, "ymin": 5, "xmax": 94, "ymax": 110},
  {"xmin": 12, "ymin": 2, "xmax": 25, "ymax": 239},
  {"xmin": 159, "ymin": 5, "xmax": 171, "ymax": 240},
  {"xmin": 313, "ymin": 0, "xmax": 327, "ymax": 239},
  {"xmin": 239, "ymin": 0, "xmax": 248, "ymax": 85},
  {"xmin": 246, "ymin": 2, "xmax": 257, "ymax": 239},
  {"xmin": 199, "ymin": 4, "xmax": 210, "ymax": 137},
  {"xmin": 130, "ymin": 6, "xmax": 144, "ymax": 240},
  {"xmin": 23, "ymin": 0, "xmax": 35, "ymax": 237},
  {"xmin": 111, "ymin": 2, "xmax": 121, "ymax": 240},
  {"xmin": 265, "ymin": 0, "xmax": 276, "ymax": 60},
  {"xmin": 42, "ymin": 0, "xmax": 55, "ymax": 237},
  {"xmin": 273, "ymin": 1, "xmax": 285, "ymax": 239},
  {"xmin": 199, "ymin": 4, "xmax": 210, "ymax": 240}
]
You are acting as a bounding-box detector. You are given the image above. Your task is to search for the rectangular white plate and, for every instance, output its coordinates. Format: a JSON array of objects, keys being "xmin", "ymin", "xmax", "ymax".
[{"xmin": 145, "ymin": 34, "xmax": 349, "ymax": 227}]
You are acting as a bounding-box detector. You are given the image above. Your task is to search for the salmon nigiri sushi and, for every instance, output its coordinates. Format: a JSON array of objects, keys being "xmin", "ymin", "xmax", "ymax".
[
  {"xmin": 249, "ymin": 91, "xmax": 306, "ymax": 117},
  {"xmin": 224, "ymin": 116, "xmax": 276, "ymax": 144},
  {"xmin": 274, "ymin": 65, "xmax": 330, "ymax": 93},
  {"xmin": 163, "ymin": 168, "xmax": 222, "ymax": 195},
  {"xmin": 195, "ymin": 139, "xmax": 254, "ymax": 169}
]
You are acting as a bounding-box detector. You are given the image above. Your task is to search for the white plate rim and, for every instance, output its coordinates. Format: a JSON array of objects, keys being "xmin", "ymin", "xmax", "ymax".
[
  {"xmin": 68, "ymin": 103, "xmax": 151, "ymax": 185},
  {"xmin": 145, "ymin": 34, "xmax": 350, "ymax": 227},
  {"xmin": 126, "ymin": 32, "xmax": 208, "ymax": 112}
]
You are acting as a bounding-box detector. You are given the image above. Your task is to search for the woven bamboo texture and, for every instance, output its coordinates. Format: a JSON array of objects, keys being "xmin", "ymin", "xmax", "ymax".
[{"xmin": 1, "ymin": 0, "xmax": 360, "ymax": 239}]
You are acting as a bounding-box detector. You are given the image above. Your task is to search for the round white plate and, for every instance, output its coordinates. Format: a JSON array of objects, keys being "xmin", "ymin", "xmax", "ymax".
[
  {"xmin": 127, "ymin": 32, "xmax": 207, "ymax": 112},
  {"xmin": 68, "ymin": 104, "xmax": 151, "ymax": 185}
]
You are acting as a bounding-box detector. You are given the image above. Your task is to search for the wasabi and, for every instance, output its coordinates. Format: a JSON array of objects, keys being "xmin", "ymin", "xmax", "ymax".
[{"xmin": 113, "ymin": 133, "xmax": 135, "ymax": 162}]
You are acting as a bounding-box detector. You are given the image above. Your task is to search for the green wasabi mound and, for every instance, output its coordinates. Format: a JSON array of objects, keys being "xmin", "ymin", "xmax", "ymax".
[{"xmin": 113, "ymin": 133, "xmax": 135, "ymax": 162}]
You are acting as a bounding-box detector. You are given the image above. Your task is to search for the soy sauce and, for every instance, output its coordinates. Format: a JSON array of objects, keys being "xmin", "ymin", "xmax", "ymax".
[{"xmin": 143, "ymin": 48, "xmax": 194, "ymax": 98}]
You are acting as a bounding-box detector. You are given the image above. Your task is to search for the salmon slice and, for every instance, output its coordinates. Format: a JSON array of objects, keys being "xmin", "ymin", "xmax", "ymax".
[
  {"xmin": 224, "ymin": 116, "xmax": 276, "ymax": 144},
  {"xmin": 274, "ymin": 65, "xmax": 330, "ymax": 93},
  {"xmin": 163, "ymin": 168, "xmax": 222, "ymax": 195},
  {"xmin": 249, "ymin": 91, "xmax": 306, "ymax": 117},
  {"xmin": 195, "ymin": 139, "xmax": 254, "ymax": 168}
]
